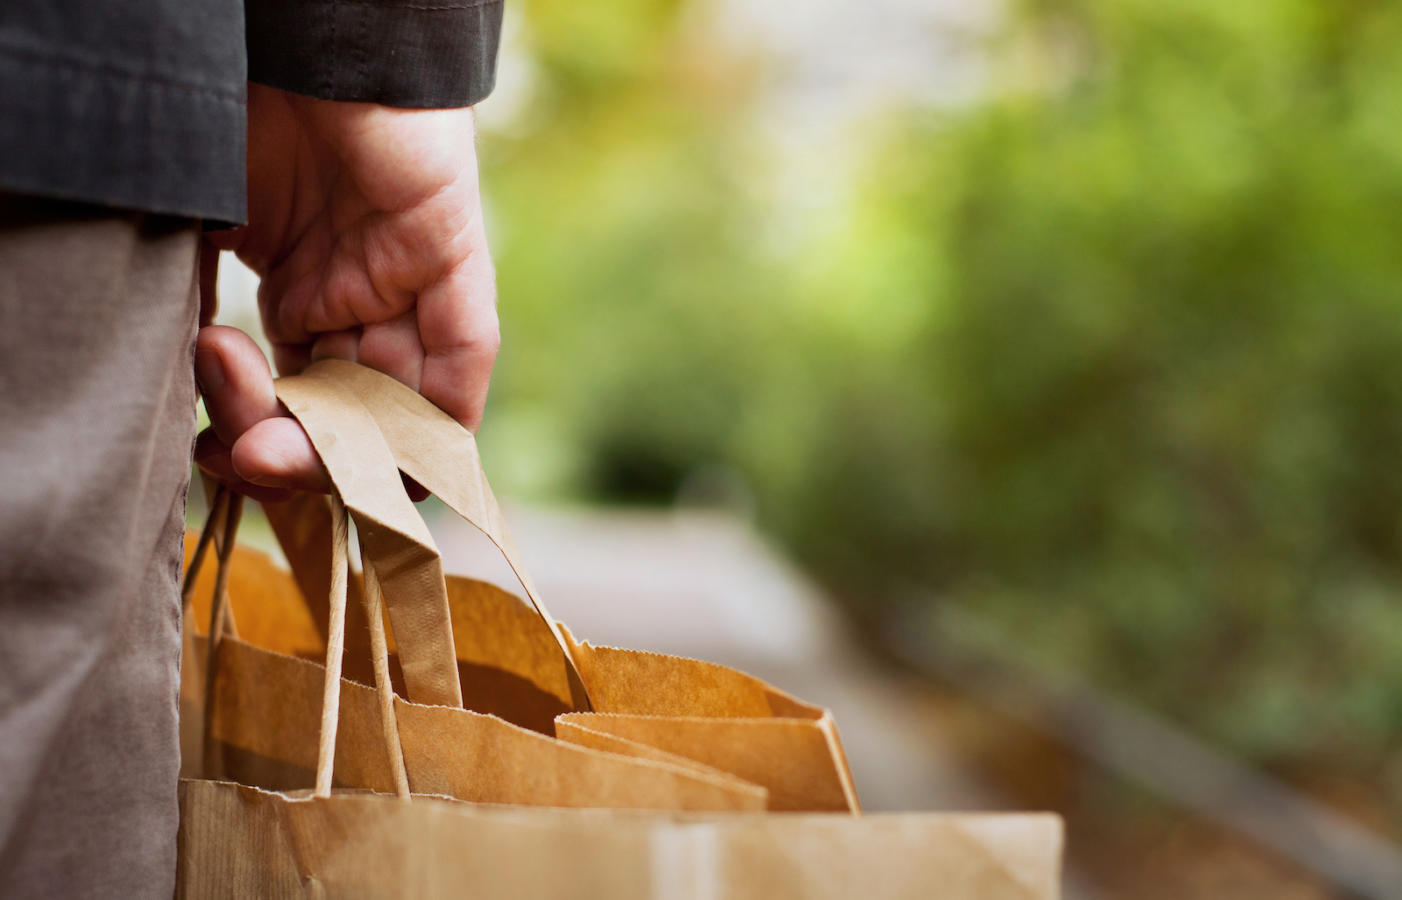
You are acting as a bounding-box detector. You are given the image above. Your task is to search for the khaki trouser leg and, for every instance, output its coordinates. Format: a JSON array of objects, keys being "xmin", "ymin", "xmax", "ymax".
[{"xmin": 0, "ymin": 196, "xmax": 200, "ymax": 898}]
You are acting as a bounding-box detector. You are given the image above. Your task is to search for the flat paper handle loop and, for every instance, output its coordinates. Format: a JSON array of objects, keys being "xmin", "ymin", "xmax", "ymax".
[
  {"xmin": 275, "ymin": 370, "xmax": 464, "ymax": 710},
  {"xmin": 299, "ymin": 359, "xmax": 593, "ymax": 710}
]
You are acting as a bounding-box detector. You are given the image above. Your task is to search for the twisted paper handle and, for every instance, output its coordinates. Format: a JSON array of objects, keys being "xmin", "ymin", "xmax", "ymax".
[{"xmin": 185, "ymin": 486, "xmax": 409, "ymax": 799}]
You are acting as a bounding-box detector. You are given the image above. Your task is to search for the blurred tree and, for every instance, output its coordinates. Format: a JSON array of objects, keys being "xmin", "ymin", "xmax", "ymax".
[{"xmin": 782, "ymin": 0, "xmax": 1402, "ymax": 778}]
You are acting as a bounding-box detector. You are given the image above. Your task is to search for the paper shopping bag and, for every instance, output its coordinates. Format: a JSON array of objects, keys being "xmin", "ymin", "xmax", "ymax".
[
  {"xmin": 180, "ymin": 370, "xmax": 766, "ymax": 811},
  {"xmin": 187, "ymin": 360, "xmax": 857, "ymax": 811},
  {"xmin": 175, "ymin": 360, "xmax": 1063, "ymax": 898}
]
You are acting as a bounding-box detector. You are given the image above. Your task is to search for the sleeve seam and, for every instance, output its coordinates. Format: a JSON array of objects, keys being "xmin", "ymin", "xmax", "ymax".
[{"xmin": 314, "ymin": 0, "xmax": 500, "ymax": 9}]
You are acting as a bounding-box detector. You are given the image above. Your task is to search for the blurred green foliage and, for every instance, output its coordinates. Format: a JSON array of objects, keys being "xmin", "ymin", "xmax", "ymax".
[{"xmin": 483, "ymin": 0, "xmax": 1402, "ymax": 782}]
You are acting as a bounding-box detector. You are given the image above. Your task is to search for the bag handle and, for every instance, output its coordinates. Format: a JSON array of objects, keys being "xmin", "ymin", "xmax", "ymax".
[
  {"xmin": 274, "ymin": 370, "xmax": 464, "ymax": 709},
  {"xmin": 315, "ymin": 492, "xmax": 351, "ymax": 796},
  {"xmin": 358, "ymin": 528, "xmax": 412, "ymax": 798},
  {"xmin": 188, "ymin": 487, "xmax": 411, "ymax": 798},
  {"xmin": 313, "ymin": 494, "xmax": 411, "ymax": 799},
  {"xmin": 181, "ymin": 481, "xmax": 240, "ymax": 638},
  {"xmin": 276, "ymin": 359, "xmax": 592, "ymax": 710},
  {"xmin": 181, "ymin": 483, "xmax": 245, "ymax": 777}
]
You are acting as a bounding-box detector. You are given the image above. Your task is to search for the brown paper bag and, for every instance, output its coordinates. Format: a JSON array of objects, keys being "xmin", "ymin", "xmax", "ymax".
[
  {"xmin": 188, "ymin": 360, "xmax": 857, "ymax": 811},
  {"xmin": 182, "ymin": 373, "xmax": 767, "ymax": 811},
  {"xmin": 176, "ymin": 360, "xmax": 1063, "ymax": 896}
]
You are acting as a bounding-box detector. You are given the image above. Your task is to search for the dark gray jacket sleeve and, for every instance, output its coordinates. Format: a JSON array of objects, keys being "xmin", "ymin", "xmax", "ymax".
[{"xmin": 245, "ymin": 0, "xmax": 503, "ymax": 108}]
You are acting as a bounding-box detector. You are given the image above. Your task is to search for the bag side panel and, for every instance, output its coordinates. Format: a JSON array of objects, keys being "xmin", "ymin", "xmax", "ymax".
[{"xmin": 175, "ymin": 780, "xmax": 303, "ymax": 898}]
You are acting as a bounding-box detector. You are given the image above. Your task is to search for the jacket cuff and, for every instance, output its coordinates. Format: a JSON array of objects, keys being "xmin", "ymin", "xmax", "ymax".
[{"xmin": 245, "ymin": 0, "xmax": 502, "ymax": 109}]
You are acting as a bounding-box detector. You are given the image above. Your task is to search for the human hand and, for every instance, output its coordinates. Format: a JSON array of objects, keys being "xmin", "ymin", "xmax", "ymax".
[{"xmin": 195, "ymin": 83, "xmax": 497, "ymax": 499}]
